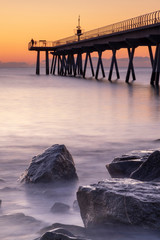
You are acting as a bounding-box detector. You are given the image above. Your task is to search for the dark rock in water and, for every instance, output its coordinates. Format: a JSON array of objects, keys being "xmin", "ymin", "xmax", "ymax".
[
  {"xmin": 20, "ymin": 144, "xmax": 78, "ymax": 183},
  {"xmin": 38, "ymin": 222, "xmax": 160, "ymax": 240},
  {"xmin": 73, "ymin": 200, "xmax": 80, "ymax": 211},
  {"xmin": 0, "ymin": 200, "xmax": 1, "ymax": 207},
  {"xmin": 106, "ymin": 160, "xmax": 143, "ymax": 178},
  {"xmin": 131, "ymin": 151, "xmax": 160, "ymax": 181},
  {"xmin": 106, "ymin": 152, "xmax": 155, "ymax": 178},
  {"xmin": 37, "ymin": 224, "xmax": 89, "ymax": 240},
  {"xmin": 112, "ymin": 155, "xmax": 141, "ymax": 163},
  {"xmin": 39, "ymin": 223, "xmax": 86, "ymax": 237},
  {"xmin": 52, "ymin": 228, "xmax": 75, "ymax": 237},
  {"xmin": 51, "ymin": 202, "xmax": 70, "ymax": 213},
  {"xmin": 39, "ymin": 231, "xmax": 86, "ymax": 240},
  {"xmin": 77, "ymin": 179, "xmax": 160, "ymax": 230}
]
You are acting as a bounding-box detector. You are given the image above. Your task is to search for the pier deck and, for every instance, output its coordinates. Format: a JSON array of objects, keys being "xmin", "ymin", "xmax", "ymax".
[{"xmin": 28, "ymin": 10, "xmax": 160, "ymax": 85}]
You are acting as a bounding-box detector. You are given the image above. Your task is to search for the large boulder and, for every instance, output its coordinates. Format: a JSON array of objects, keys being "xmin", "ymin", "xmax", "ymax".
[
  {"xmin": 130, "ymin": 151, "xmax": 160, "ymax": 181},
  {"xmin": 20, "ymin": 144, "xmax": 78, "ymax": 183},
  {"xmin": 77, "ymin": 179, "xmax": 160, "ymax": 229}
]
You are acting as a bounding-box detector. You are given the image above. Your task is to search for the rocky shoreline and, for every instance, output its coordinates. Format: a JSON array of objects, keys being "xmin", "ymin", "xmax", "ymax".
[{"xmin": 2, "ymin": 144, "xmax": 160, "ymax": 240}]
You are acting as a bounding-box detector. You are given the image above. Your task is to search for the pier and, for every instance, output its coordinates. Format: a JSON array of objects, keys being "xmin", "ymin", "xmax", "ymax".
[{"xmin": 28, "ymin": 10, "xmax": 160, "ymax": 85}]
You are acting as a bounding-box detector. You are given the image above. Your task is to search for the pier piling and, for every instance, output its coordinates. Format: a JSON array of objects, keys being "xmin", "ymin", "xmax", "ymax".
[{"xmin": 29, "ymin": 10, "xmax": 160, "ymax": 85}]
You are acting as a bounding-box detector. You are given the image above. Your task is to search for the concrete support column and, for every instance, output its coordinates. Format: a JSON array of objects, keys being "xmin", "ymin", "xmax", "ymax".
[
  {"xmin": 52, "ymin": 55, "xmax": 57, "ymax": 75},
  {"xmin": 89, "ymin": 53, "xmax": 94, "ymax": 77},
  {"xmin": 46, "ymin": 51, "xmax": 49, "ymax": 75},
  {"xmin": 36, "ymin": 51, "xmax": 40, "ymax": 75},
  {"xmin": 148, "ymin": 46, "xmax": 154, "ymax": 68},
  {"xmin": 127, "ymin": 48, "xmax": 136, "ymax": 81},
  {"xmin": 150, "ymin": 44, "xmax": 159, "ymax": 85},
  {"xmin": 95, "ymin": 51, "xmax": 105, "ymax": 80},
  {"xmin": 155, "ymin": 44, "xmax": 160, "ymax": 86},
  {"xmin": 83, "ymin": 52, "xmax": 89, "ymax": 78},
  {"xmin": 126, "ymin": 47, "xmax": 135, "ymax": 83},
  {"xmin": 50, "ymin": 54, "xmax": 54, "ymax": 74},
  {"xmin": 108, "ymin": 49, "xmax": 120, "ymax": 81}
]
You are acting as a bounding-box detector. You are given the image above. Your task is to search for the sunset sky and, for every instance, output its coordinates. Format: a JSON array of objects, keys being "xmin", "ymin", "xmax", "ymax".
[{"xmin": 0, "ymin": 0, "xmax": 159, "ymax": 64}]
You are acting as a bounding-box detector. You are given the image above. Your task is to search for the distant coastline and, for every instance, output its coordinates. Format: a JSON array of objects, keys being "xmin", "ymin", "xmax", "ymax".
[
  {"xmin": 0, "ymin": 61, "xmax": 34, "ymax": 68},
  {"xmin": 0, "ymin": 57, "xmax": 152, "ymax": 68}
]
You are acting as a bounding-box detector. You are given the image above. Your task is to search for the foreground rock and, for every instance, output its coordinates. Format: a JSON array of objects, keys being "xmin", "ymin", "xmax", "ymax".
[
  {"xmin": 106, "ymin": 155, "xmax": 143, "ymax": 178},
  {"xmin": 51, "ymin": 202, "xmax": 70, "ymax": 213},
  {"xmin": 106, "ymin": 150, "xmax": 158, "ymax": 179},
  {"xmin": 39, "ymin": 223, "xmax": 86, "ymax": 236},
  {"xmin": 20, "ymin": 144, "xmax": 78, "ymax": 183},
  {"xmin": 36, "ymin": 223, "xmax": 89, "ymax": 240},
  {"xmin": 131, "ymin": 151, "xmax": 160, "ymax": 181},
  {"xmin": 77, "ymin": 179, "xmax": 160, "ymax": 230},
  {"xmin": 37, "ymin": 231, "xmax": 86, "ymax": 240}
]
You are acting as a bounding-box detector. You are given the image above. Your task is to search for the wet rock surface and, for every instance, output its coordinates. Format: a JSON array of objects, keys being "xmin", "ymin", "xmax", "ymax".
[
  {"xmin": 38, "ymin": 232, "xmax": 86, "ymax": 240},
  {"xmin": 131, "ymin": 150, "xmax": 160, "ymax": 181},
  {"xmin": 106, "ymin": 159, "xmax": 143, "ymax": 178},
  {"xmin": 77, "ymin": 179, "xmax": 160, "ymax": 230},
  {"xmin": 106, "ymin": 150, "xmax": 159, "ymax": 180},
  {"xmin": 39, "ymin": 223, "xmax": 86, "ymax": 237},
  {"xmin": 20, "ymin": 144, "xmax": 78, "ymax": 183},
  {"xmin": 51, "ymin": 202, "xmax": 70, "ymax": 213},
  {"xmin": 37, "ymin": 223, "xmax": 89, "ymax": 240},
  {"xmin": 37, "ymin": 221, "xmax": 160, "ymax": 240}
]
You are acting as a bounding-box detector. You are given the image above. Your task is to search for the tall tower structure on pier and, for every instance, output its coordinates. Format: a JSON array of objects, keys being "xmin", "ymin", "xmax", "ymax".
[{"xmin": 76, "ymin": 16, "xmax": 82, "ymax": 41}]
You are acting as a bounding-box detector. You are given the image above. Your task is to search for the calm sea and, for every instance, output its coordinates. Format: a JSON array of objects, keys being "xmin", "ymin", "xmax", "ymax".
[{"xmin": 0, "ymin": 67, "xmax": 160, "ymax": 240}]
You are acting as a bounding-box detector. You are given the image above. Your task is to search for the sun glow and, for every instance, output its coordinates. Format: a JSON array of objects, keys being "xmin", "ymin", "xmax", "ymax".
[{"xmin": 0, "ymin": 0, "xmax": 159, "ymax": 64}]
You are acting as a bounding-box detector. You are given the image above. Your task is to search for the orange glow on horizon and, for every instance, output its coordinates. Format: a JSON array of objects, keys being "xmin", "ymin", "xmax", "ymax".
[{"xmin": 0, "ymin": 0, "xmax": 159, "ymax": 64}]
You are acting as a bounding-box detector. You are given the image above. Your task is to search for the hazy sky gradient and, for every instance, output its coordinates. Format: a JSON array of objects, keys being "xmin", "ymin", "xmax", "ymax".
[{"xmin": 0, "ymin": 0, "xmax": 159, "ymax": 63}]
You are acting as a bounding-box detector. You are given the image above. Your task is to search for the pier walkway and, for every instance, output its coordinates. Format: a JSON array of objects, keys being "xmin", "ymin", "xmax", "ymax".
[{"xmin": 28, "ymin": 10, "xmax": 160, "ymax": 85}]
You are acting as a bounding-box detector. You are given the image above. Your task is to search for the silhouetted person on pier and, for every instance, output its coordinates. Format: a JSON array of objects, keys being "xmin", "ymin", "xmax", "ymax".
[{"xmin": 31, "ymin": 39, "xmax": 34, "ymax": 46}]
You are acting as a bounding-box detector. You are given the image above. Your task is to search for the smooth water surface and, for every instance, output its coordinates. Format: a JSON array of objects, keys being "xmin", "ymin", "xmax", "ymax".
[{"xmin": 0, "ymin": 67, "xmax": 160, "ymax": 240}]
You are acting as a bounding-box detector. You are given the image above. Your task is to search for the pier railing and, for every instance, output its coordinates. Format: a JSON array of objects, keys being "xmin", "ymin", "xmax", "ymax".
[{"xmin": 28, "ymin": 10, "xmax": 160, "ymax": 49}]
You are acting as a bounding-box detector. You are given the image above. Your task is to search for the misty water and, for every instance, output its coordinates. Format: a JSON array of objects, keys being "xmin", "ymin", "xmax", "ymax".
[{"xmin": 0, "ymin": 67, "xmax": 160, "ymax": 240}]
